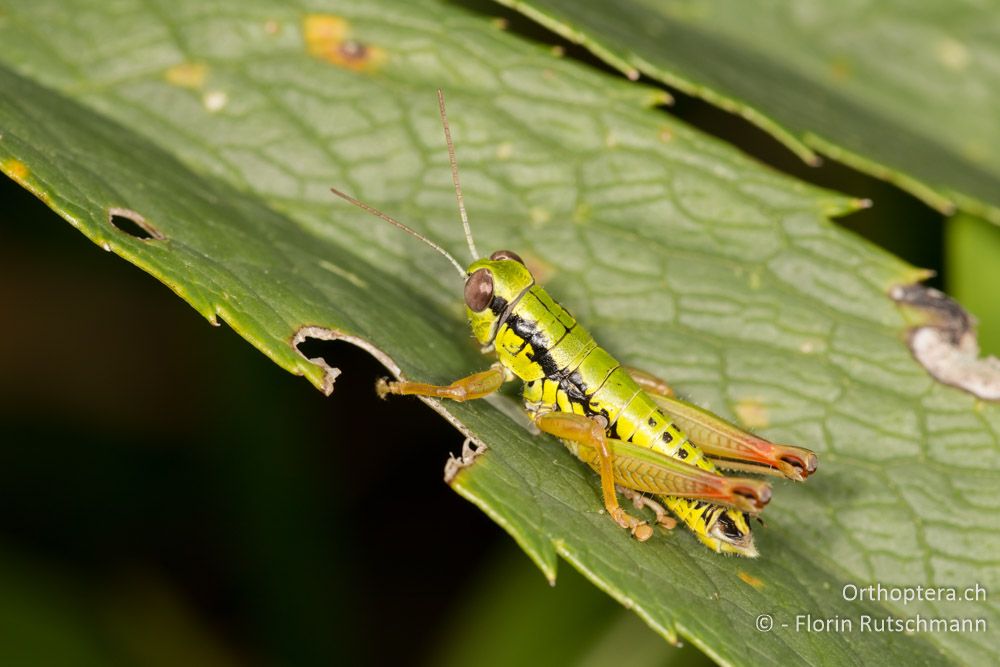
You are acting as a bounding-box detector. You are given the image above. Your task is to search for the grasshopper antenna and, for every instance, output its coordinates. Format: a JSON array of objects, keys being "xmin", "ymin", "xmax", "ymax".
[
  {"xmin": 437, "ymin": 89, "xmax": 479, "ymax": 261},
  {"xmin": 330, "ymin": 186, "xmax": 466, "ymax": 278}
]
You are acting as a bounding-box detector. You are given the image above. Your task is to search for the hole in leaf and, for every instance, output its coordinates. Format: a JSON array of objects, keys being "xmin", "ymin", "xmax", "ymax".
[
  {"xmin": 108, "ymin": 208, "xmax": 165, "ymax": 240},
  {"xmin": 292, "ymin": 325, "xmax": 402, "ymax": 396},
  {"xmin": 295, "ymin": 335, "xmax": 342, "ymax": 368}
]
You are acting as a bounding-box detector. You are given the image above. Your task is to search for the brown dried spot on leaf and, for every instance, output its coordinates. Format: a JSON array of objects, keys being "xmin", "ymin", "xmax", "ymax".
[
  {"xmin": 164, "ymin": 62, "xmax": 207, "ymax": 89},
  {"xmin": 302, "ymin": 14, "xmax": 387, "ymax": 72},
  {"xmin": 2, "ymin": 158, "xmax": 29, "ymax": 181},
  {"xmin": 738, "ymin": 570, "xmax": 765, "ymax": 590}
]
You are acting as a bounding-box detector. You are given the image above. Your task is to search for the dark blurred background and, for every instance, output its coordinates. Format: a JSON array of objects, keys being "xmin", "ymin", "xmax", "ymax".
[{"xmin": 3, "ymin": 8, "xmax": 999, "ymax": 666}]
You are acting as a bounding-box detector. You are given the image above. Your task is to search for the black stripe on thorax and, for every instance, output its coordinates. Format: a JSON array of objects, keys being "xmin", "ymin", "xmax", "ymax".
[
  {"xmin": 506, "ymin": 312, "xmax": 564, "ymax": 377},
  {"xmin": 536, "ymin": 321, "xmax": 576, "ymax": 376},
  {"xmin": 485, "ymin": 281, "xmax": 535, "ymax": 344}
]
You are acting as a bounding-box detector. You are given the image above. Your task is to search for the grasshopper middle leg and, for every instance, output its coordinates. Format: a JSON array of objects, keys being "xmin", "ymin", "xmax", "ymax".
[{"xmin": 617, "ymin": 485, "xmax": 677, "ymax": 530}]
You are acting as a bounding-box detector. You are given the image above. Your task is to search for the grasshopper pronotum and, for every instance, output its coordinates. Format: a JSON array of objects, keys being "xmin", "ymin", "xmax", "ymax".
[{"xmin": 331, "ymin": 92, "xmax": 817, "ymax": 556}]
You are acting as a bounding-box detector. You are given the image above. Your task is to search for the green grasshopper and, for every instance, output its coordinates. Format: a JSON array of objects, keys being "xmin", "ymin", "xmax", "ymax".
[{"xmin": 331, "ymin": 92, "xmax": 817, "ymax": 556}]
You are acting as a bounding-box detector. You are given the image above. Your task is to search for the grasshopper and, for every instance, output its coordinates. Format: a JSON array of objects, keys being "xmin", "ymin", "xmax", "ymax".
[{"xmin": 331, "ymin": 92, "xmax": 817, "ymax": 556}]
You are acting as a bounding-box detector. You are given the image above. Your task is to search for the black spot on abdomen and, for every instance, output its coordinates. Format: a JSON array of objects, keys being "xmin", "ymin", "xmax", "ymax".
[{"xmin": 715, "ymin": 513, "xmax": 745, "ymax": 540}]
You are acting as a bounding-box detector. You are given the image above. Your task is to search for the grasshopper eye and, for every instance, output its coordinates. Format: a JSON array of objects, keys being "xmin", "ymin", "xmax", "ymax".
[
  {"xmin": 490, "ymin": 249, "xmax": 524, "ymax": 264},
  {"xmin": 465, "ymin": 268, "xmax": 494, "ymax": 312}
]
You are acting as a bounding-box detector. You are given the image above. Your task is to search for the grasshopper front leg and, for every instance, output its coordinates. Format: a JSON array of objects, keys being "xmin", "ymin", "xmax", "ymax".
[
  {"xmin": 376, "ymin": 363, "xmax": 508, "ymax": 402},
  {"xmin": 625, "ymin": 369, "xmax": 818, "ymax": 481}
]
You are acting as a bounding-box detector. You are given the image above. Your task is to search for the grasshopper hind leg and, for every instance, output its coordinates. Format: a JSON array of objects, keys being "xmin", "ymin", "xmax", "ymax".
[
  {"xmin": 625, "ymin": 367, "xmax": 818, "ymax": 482},
  {"xmin": 533, "ymin": 411, "xmax": 654, "ymax": 542}
]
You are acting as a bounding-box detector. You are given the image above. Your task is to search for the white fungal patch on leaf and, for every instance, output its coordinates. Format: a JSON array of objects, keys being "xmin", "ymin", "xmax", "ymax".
[
  {"xmin": 203, "ymin": 90, "xmax": 228, "ymax": 112},
  {"xmin": 891, "ymin": 284, "xmax": 1000, "ymax": 401},
  {"xmin": 936, "ymin": 37, "xmax": 970, "ymax": 71}
]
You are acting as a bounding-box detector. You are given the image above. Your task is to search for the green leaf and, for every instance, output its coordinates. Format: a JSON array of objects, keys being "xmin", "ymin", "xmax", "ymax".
[
  {"xmin": 490, "ymin": 0, "xmax": 1000, "ymax": 224},
  {"xmin": 0, "ymin": 0, "xmax": 997, "ymax": 664},
  {"xmin": 947, "ymin": 213, "xmax": 1000, "ymax": 356}
]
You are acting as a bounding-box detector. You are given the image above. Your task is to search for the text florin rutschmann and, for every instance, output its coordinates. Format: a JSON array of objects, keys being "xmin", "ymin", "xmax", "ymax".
[
  {"xmin": 795, "ymin": 583, "xmax": 988, "ymax": 634},
  {"xmin": 755, "ymin": 583, "xmax": 990, "ymax": 634},
  {"xmin": 795, "ymin": 613, "xmax": 986, "ymax": 634}
]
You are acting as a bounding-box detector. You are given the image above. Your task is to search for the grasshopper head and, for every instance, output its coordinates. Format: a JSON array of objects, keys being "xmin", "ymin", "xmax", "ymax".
[{"xmin": 465, "ymin": 250, "xmax": 534, "ymax": 344}]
